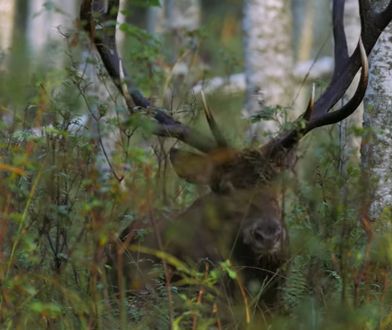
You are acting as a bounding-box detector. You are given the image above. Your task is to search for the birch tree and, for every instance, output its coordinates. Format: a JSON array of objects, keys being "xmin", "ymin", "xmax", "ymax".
[
  {"xmin": 0, "ymin": 1, "xmax": 16, "ymax": 60},
  {"xmin": 147, "ymin": 0, "xmax": 200, "ymax": 34},
  {"xmin": 362, "ymin": 15, "xmax": 392, "ymax": 220},
  {"xmin": 243, "ymin": 0, "xmax": 294, "ymax": 140},
  {"xmin": 27, "ymin": 0, "xmax": 76, "ymax": 64},
  {"xmin": 146, "ymin": 0, "xmax": 201, "ymax": 110},
  {"xmin": 337, "ymin": 0, "xmax": 362, "ymax": 163},
  {"xmin": 147, "ymin": 0, "xmax": 201, "ymax": 74}
]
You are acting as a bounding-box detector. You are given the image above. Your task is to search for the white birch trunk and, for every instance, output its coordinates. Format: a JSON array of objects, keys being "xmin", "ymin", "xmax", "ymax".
[
  {"xmin": 27, "ymin": 0, "xmax": 76, "ymax": 63},
  {"xmin": 0, "ymin": 0, "xmax": 16, "ymax": 66},
  {"xmin": 292, "ymin": 0, "xmax": 316, "ymax": 130},
  {"xmin": 296, "ymin": 0, "xmax": 314, "ymax": 62},
  {"xmin": 147, "ymin": 0, "xmax": 200, "ymax": 34},
  {"xmin": 338, "ymin": 0, "xmax": 362, "ymax": 165},
  {"xmin": 146, "ymin": 0, "xmax": 201, "ymax": 110},
  {"xmin": 243, "ymin": 0, "xmax": 294, "ymax": 140},
  {"xmin": 362, "ymin": 20, "xmax": 392, "ymax": 220}
]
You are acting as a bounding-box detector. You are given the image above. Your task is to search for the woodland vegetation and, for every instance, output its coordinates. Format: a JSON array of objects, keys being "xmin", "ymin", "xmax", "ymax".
[{"xmin": 0, "ymin": 0, "xmax": 391, "ymax": 329}]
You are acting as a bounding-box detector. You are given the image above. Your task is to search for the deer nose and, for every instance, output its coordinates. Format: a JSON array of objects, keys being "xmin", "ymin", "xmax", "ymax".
[{"xmin": 253, "ymin": 225, "xmax": 281, "ymax": 247}]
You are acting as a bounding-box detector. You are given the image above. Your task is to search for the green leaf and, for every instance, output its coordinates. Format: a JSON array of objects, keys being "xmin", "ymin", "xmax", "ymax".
[
  {"xmin": 30, "ymin": 302, "xmax": 62, "ymax": 318},
  {"xmin": 220, "ymin": 259, "xmax": 237, "ymax": 280},
  {"xmin": 250, "ymin": 106, "xmax": 278, "ymax": 122}
]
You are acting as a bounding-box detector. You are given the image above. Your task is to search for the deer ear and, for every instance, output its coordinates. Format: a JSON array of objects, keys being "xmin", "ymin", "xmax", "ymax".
[{"xmin": 169, "ymin": 148, "xmax": 214, "ymax": 185}]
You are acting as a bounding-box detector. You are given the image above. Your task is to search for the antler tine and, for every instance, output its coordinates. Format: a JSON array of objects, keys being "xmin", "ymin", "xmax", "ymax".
[
  {"xmin": 263, "ymin": 0, "xmax": 392, "ymax": 155},
  {"xmin": 307, "ymin": 38, "xmax": 368, "ymax": 130},
  {"xmin": 314, "ymin": 0, "xmax": 362, "ymax": 119},
  {"xmin": 315, "ymin": 0, "xmax": 392, "ymax": 115},
  {"xmin": 80, "ymin": 0, "xmax": 219, "ymax": 153},
  {"xmin": 302, "ymin": 83, "xmax": 315, "ymax": 122},
  {"xmin": 201, "ymin": 91, "xmax": 228, "ymax": 148}
]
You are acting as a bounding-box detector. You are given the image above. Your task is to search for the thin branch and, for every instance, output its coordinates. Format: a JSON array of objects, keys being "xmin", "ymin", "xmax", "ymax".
[{"xmin": 96, "ymin": 119, "xmax": 124, "ymax": 182}]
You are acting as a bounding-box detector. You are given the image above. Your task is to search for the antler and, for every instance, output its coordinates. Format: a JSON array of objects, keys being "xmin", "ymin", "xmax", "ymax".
[
  {"xmin": 79, "ymin": 0, "xmax": 219, "ymax": 153},
  {"xmin": 80, "ymin": 0, "xmax": 392, "ymax": 166},
  {"xmin": 263, "ymin": 0, "xmax": 392, "ymax": 155}
]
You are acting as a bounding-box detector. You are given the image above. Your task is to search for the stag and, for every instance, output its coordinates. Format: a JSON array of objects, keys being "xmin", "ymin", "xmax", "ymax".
[{"xmin": 80, "ymin": 0, "xmax": 392, "ymax": 309}]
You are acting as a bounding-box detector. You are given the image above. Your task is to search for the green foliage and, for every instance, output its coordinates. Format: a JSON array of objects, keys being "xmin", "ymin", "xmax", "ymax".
[
  {"xmin": 119, "ymin": 23, "xmax": 164, "ymax": 94},
  {"xmin": 131, "ymin": 0, "xmax": 161, "ymax": 8},
  {"xmin": 250, "ymin": 105, "xmax": 290, "ymax": 123},
  {"xmin": 282, "ymin": 256, "xmax": 308, "ymax": 309}
]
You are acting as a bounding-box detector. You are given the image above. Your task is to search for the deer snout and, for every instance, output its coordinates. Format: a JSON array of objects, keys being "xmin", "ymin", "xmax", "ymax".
[{"xmin": 251, "ymin": 223, "xmax": 282, "ymax": 252}]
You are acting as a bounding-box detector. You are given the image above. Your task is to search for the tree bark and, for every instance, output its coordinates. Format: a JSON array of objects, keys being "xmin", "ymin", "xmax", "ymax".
[
  {"xmin": 147, "ymin": 0, "xmax": 200, "ymax": 34},
  {"xmin": 362, "ymin": 17, "xmax": 392, "ymax": 220},
  {"xmin": 243, "ymin": 0, "xmax": 294, "ymax": 140},
  {"xmin": 0, "ymin": 1, "xmax": 16, "ymax": 60},
  {"xmin": 146, "ymin": 0, "xmax": 201, "ymax": 110},
  {"xmin": 337, "ymin": 0, "xmax": 362, "ymax": 167},
  {"xmin": 26, "ymin": 0, "xmax": 76, "ymax": 61}
]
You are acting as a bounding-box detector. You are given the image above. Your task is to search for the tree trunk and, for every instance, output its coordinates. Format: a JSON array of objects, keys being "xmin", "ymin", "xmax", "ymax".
[
  {"xmin": 362, "ymin": 15, "xmax": 392, "ymax": 220},
  {"xmin": 146, "ymin": 0, "xmax": 201, "ymax": 110},
  {"xmin": 0, "ymin": 1, "xmax": 16, "ymax": 60},
  {"xmin": 147, "ymin": 0, "xmax": 200, "ymax": 34},
  {"xmin": 338, "ymin": 0, "xmax": 362, "ymax": 157},
  {"xmin": 243, "ymin": 0, "xmax": 294, "ymax": 140},
  {"xmin": 27, "ymin": 0, "xmax": 76, "ymax": 63}
]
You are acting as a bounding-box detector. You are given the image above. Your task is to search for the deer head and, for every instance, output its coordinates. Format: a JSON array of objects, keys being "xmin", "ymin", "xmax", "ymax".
[
  {"xmin": 80, "ymin": 0, "xmax": 392, "ymax": 302},
  {"xmin": 166, "ymin": 147, "xmax": 286, "ymax": 260}
]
